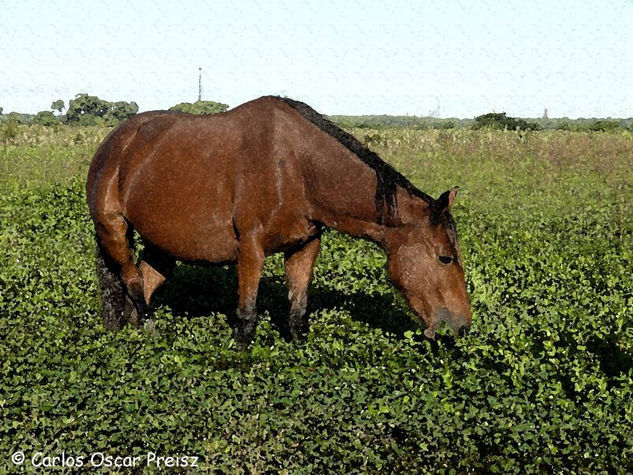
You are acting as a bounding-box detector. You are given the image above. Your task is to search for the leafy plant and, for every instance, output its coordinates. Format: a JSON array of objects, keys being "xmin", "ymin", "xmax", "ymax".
[{"xmin": 0, "ymin": 126, "xmax": 632, "ymax": 472}]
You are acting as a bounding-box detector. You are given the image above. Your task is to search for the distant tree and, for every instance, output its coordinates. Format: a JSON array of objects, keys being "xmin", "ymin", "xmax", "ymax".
[
  {"xmin": 66, "ymin": 93, "xmax": 138, "ymax": 126},
  {"xmin": 328, "ymin": 114, "xmax": 472, "ymax": 130},
  {"xmin": 103, "ymin": 101, "xmax": 139, "ymax": 126},
  {"xmin": 7, "ymin": 112, "xmax": 26, "ymax": 124},
  {"xmin": 472, "ymin": 112, "xmax": 541, "ymax": 131},
  {"xmin": 169, "ymin": 100, "xmax": 228, "ymax": 115},
  {"xmin": 0, "ymin": 106, "xmax": 3, "ymax": 116},
  {"xmin": 77, "ymin": 113, "xmax": 98, "ymax": 126},
  {"xmin": 66, "ymin": 94, "xmax": 108, "ymax": 124},
  {"xmin": 435, "ymin": 121, "xmax": 455, "ymax": 130},
  {"xmin": 33, "ymin": 111, "xmax": 58, "ymax": 126},
  {"xmin": 51, "ymin": 99, "xmax": 65, "ymax": 115},
  {"xmin": 589, "ymin": 120, "xmax": 621, "ymax": 132},
  {"xmin": 555, "ymin": 121, "xmax": 573, "ymax": 131}
]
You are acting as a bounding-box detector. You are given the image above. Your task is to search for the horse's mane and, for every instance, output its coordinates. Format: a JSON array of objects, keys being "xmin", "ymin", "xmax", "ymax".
[{"xmin": 277, "ymin": 97, "xmax": 434, "ymax": 224}]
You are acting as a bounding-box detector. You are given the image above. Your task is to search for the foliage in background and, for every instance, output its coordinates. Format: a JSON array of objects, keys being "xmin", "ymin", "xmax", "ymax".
[
  {"xmin": 32, "ymin": 111, "xmax": 58, "ymax": 127},
  {"xmin": 0, "ymin": 124, "xmax": 107, "ymax": 179},
  {"xmin": 0, "ymin": 112, "xmax": 33, "ymax": 125},
  {"xmin": 3, "ymin": 96, "xmax": 632, "ymax": 132},
  {"xmin": 50, "ymin": 99, "xmax": 65, "ymax": 115},
  {"xmin": 328, "ymin": 114, "xmax": 633, "ymax": 132},
  {"xmin": 169, "ymin": 100, "xmax": 230, "ymax": 115},
  {"xmin": 328, "ymin": 114, "xmax": 467, "ymax": 130},
  {"xmin": 471, "ymin": 112, "xmax": 542, "ymax": 131},
  {"xmin": 0, "ymin": 121, "xmax": 20, "ymax": 143},
  {"xmin": 65, "ymin": 93, "xmax": 139, "ymax": 127},
  {"xmin": 0, "ymin": 126, "xmax": 632, "ymax": 472},
  {"xmin": 588, "ymin": 120, "xmax": 622, "ymax": 132}
]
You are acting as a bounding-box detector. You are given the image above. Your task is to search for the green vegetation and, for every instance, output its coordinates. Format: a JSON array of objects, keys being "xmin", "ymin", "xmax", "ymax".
[
  {"xmin": 1, "ymin": 125, "xmax": 632, "ymax": 472},
  {"xmin": 471, "ymin": 112, "xmax": 542, "ymax": 131},
  {"xmin": 328, "ymin": 114, "xmax": 633, "ymax": 132},
  {"xmin": 589, "ymin": 120, "xmax": 622, "ymax": 132},
  {"xmin": 169, "ymin": 100, "xmax": 230, "ymax": 115},
  {"xmin": 50, "ymin": 99, "xmax": 64, "ymax": 115},
  {"xmin": 0, "ymin": 95, "xmax": 229, "ymax": 128},
  {"xmin": 32, "ymin": 111, "xmax": 58, "ymax": 127},
  {"xmin": 0, "ymin": 125, "xmax": 108, "ymax": 186},
  {"xmin": 65, "ymin": 93, "xmax": 139, "ymax": 127},
  {"xmin": 3, "ymin": 95, "xmax": 632, "ymax": 133},
  {"xmin": 328, "ymin": 114, "xmax": 467, "ymax": 130}
]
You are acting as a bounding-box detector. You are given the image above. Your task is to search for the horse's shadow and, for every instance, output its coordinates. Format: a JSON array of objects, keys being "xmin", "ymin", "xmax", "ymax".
[{"xmin": 151, "ymin": 264, "xmax": 419, "ymax": 341}]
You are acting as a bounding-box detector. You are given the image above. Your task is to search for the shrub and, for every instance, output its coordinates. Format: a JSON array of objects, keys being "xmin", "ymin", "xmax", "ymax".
[
  {"xmin": 472, "ymin": 112, "xmax": 541, "ymax": 131},
  {"xmin": 1, "ymin": 120, "xmax": 19, "ymax": 141},
  {"xmin": 32, "ymin": 111, "xmax": 59, "ymax": 126},
  {"xmin": 589, "ymin": 120, "xmax": 621, "ymax": 132},
  {"xmin": 435, "ymin": 120, "xmax": 456, "ymax": 130}
]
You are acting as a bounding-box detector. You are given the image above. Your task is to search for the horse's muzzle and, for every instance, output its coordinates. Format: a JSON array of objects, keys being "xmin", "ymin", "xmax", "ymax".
[{"xmin": 436, "ymin": 307, "xmax": 470, "ymax": 336}]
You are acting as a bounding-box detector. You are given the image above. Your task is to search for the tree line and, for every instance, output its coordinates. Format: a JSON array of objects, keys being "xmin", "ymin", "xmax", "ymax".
[
  {"xmin": 0, "ymin": 94, "xmax": 229, "ymax": 126},
  {"xmin": 330, "ymin": 112, "xmax": 633, "ymax": 132},
  {"xmin": 1, "ymin": 95, "xmax": 631, "ymax": 132}
]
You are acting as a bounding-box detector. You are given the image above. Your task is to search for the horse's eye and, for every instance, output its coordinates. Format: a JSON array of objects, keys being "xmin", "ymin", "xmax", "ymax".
[{"xmin": 438, "ymin": 255, "xmax": 454, "ymax": 265}]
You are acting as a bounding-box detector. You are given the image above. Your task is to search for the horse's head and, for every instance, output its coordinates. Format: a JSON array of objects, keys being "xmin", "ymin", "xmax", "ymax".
[{"xmin": 387, "ymin": 187, "xmax": 471, "ymax": 339}]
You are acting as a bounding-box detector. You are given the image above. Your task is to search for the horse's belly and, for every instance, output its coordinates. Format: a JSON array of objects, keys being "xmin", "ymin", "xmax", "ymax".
[
  {"xmin": 123, "ymin": 173, "xmax": 238, "ymax": 263},
  {"xmin": 138, "ymin": 222, "xmax": 238, "ymax": 264}
]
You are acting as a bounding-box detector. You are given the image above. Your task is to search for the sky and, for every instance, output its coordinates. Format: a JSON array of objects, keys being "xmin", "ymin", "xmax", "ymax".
[{"xmin": 2, "ymin": 0, "xmax": 633, "ymax": 118}]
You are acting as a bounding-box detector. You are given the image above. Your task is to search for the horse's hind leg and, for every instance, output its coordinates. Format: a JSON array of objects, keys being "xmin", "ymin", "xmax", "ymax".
[
  {"xmin": 94, "ymin": 212, "xmax": 145, "ymax": 329},
  {"xmin": 284, "ymin": 235, "xmax": 321, "ymax": 342}
]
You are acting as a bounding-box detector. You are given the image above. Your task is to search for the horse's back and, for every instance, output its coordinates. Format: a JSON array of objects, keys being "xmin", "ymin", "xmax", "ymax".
[{"xmin": 87, "ymin": 98, "xmax": 320, "ymax": 262}]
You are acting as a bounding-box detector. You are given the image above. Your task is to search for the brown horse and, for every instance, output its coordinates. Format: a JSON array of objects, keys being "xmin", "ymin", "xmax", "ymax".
[{"xmin": 86, "ymin": 96, "xmax": 471, "ymax": 346}]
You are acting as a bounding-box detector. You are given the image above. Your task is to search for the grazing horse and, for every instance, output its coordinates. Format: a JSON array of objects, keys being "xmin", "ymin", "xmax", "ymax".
[{"xmin": 86, "ymin": 96, "xmax": 471, "ymax": 346}]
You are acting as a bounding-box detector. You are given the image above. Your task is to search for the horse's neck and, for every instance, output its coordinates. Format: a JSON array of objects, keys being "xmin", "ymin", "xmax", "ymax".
[{"xmin": 305, "ymin": 150, "xmax": 427, "ymax": 246}]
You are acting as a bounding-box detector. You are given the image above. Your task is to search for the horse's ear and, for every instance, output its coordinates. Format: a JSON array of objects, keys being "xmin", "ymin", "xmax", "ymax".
[{"xmin": 436, "ymin": 186, "xmax": 459, "ymax": 213}]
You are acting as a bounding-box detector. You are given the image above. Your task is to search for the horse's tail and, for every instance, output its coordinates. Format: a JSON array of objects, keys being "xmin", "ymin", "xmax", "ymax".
[{"xmin": 95, "ymin": 235, "xmax": 135, "ymax": 330}]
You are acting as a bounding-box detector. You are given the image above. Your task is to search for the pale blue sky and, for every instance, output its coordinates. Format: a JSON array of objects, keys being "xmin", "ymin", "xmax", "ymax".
[{"xmin": 2, "ymin": 0, "xmax": 633, "ymax": 118}]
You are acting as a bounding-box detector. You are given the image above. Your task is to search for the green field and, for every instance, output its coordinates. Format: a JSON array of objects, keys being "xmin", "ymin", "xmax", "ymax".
[{"xmin": 1, "ymin": 124, "xmax": 632, "ymax": 472}]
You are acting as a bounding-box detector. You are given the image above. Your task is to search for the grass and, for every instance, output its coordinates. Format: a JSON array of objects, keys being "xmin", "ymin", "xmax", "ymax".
[
  {"xmin": 1, "ymin": 123, "xmax": 632, "ymax": 472},
  {"xmin": 0, "ymin": 124, "xmax": 108, "ymax": 190}
]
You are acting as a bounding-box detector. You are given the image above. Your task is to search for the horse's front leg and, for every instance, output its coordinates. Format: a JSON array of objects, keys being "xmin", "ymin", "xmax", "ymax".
[
  {"xmin": 284, "ymin": 235, "xmax": 321, "ymax": 342},
  {"xmin": 234, "ymin": 232, "xmax": 265, "ymax": 349}
]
